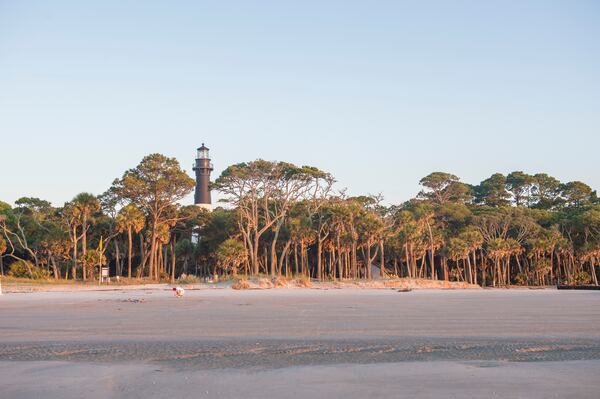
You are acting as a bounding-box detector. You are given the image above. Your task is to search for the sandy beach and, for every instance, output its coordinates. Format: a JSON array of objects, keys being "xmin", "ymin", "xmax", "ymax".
[{"xmin": 1, "ymin": 288, "xmax": 599, "ymax": 398}]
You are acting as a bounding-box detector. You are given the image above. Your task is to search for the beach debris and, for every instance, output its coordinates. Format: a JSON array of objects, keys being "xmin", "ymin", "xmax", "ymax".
[
  {"xmin": 232, "ymin": 280, "xmax": 252, "ymax": 290},
  {"xmin": 417, "ymin": 345, "xmax": 435, "ymax": 353},
  {"xmin": 121, "ymin": 298, "xmax": 145, "ymax": 303},
  {"xmin": 272, "ymin": 276, "xmax": 288, "ymax": 288},
  {"xmin": 397, "ymin": 288, "xmax": 412, "ymax": 293},
  {"xmin": 173, "ymin": 286, "xmax": 185, "ymax": 297}
]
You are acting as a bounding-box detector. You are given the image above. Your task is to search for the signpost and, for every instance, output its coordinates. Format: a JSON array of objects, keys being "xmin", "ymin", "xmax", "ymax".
[{"xmin": 97, "ymin": 236, "xmax": 107, "ymax": 284}]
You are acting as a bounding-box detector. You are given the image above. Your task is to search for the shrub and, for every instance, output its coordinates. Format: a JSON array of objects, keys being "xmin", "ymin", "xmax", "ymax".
[
  {"xmin": 571, "ymin": 271, "xmax": 591, "ymax": 285},
  {"xmin": 294, "ymin": 276, "xmax": 312, "ymax": 288},
  {"xmin": 158, "ymin": 271, "xmax": 170, "ymax": 282},
  {"xmin": 232, "ymin": 279, "xmax": 251, "ymax": 290},
  {"xmin": 177, "ymin": 274, "xmax": 201, "ymax": 284},
  {"xmin": 257, "ymin": 278, "xmax": 273, "ymax": 289},
  {"xmin": 216, "ymin": 239, "xmax": 246, "ymax": 275},
  {"xmin": 514, "ymin": 273, "xmax": 529, "ymax": 286},
  {"xmin": 8, "ymin": 260, "xmax": 50, "ymax": 279},
  {"xmin": 272, "ymin": 276, "xmax": 288, "ymax": 288}
]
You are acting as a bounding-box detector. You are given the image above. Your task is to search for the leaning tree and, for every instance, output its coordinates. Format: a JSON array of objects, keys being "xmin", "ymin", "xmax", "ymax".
[{"xmin": 214, "ymin": 160, "xmax": 331, "ymax": 276}]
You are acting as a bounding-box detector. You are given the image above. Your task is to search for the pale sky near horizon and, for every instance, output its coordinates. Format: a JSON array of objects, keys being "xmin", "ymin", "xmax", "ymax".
[{"xmin": 1, "ymin": 1, "xmax": 599, "ymax": 207}]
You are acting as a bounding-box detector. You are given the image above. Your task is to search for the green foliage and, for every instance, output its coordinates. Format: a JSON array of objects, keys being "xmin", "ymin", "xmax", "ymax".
[
  {"xmin": 8, "ymin": 260, "xmax": 49, "ymax": 279},
  {"xmin": 506, "ymin": 171, "xmax": 534, "ymax": 206},
  {"xmin": 531, "ymin": 173, "xmax": 561, "ymax": 209},
  {"xmin": 514, "ymin": 273, "xmax": 529, "ymax": 286},
  {"xmin": 446, "ymin": 237, "xmax": 469, "ymax": 261},
  {"xmin": 570, "ymin": 271, "xmax": 591, "ymax": 285},
  {"xmin": 474, "ymin": 173, "xmax": 511, "ymax": 207},
  {"xmin": 3, "ymin": 155, "xmax": 599, "ymax": 287},
  {"xmin": 196, "ymin": 207, "xmax": 238, "ymax": 262},
  {"xmin": 82, "ymin": 249, "xmax": 107, "ymax": 268},
  {"xmin": 15, "ymin": 197, "xmax": 52, "ymax": 215},
  {"xmin": 176, "ymin": 274, "xmax": 201, "ymax": 284},
  {"xmin": 116, "ymin": 204, "xmax": 145, "ymax": 234},
  {"xmin": 115, "ymin": 154, "xmax": 195, "ymax": 213},
  {"xmin": 0, "ymin": 201, "xmax": 11, "ymax": 212},
  {"xmin": 71, "ymin": 193, "xmax": 101, "ymax": 221},
  {"xmin": 216, "ymin": 239, "xmax": 246, "ymax": 274},
  {"xmin": 419, "ymin": 172, "xmax": 472, "ymax": 204},
  {"xmin": 561, "ymin": 181, "xmax": 595, "ymax": 208}
]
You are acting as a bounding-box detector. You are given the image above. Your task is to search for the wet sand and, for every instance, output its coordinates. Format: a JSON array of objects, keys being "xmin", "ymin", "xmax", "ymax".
[{"xmin": 1, "ymin": 289, "xmax": 599, "ymax": 398}]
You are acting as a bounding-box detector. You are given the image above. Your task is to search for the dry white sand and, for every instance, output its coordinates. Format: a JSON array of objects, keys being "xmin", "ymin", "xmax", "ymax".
[{"xmin": 1, "ymin": 289, "xmax": 599, "ymax": 398}]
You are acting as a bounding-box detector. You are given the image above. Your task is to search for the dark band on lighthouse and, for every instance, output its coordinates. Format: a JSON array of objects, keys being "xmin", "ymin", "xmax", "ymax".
[{"xmin": 193, "ymin": 143, "xmax": 213, "ymax": 210}]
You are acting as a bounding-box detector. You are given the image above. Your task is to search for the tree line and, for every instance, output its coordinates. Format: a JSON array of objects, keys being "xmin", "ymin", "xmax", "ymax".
[{"xmin": 1, "ymin": 154, "xmax": 599, "ymax": 286}]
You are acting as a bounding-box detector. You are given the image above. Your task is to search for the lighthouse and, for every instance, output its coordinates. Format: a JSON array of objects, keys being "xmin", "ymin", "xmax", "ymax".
[{"xmin": 193, "ymin": 143, "xmax": 213, "ymax": 211}]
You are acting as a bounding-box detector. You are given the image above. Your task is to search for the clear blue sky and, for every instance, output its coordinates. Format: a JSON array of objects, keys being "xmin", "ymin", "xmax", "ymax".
[{"xmin": 1, "ymin": 1, "xmax": 599, "ymax": 207}]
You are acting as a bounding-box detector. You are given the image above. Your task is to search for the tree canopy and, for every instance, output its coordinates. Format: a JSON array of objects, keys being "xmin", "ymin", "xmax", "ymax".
[{"xmin": 1, "ymin": 157, "xmax": 598, "ymax": 287}]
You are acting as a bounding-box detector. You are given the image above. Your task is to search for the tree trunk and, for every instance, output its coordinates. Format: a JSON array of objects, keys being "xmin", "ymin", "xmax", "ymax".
[
  {"xmin": 279, "ymin": 240, "xmax": 292, "ymax": 277},
  {"xmin": 127, "ymin": 228, "xmax": 133, "ymax": 278},
  {"xmin": 294, "ymin": 244, "xmax": 299, "ymax": 275},
  {"xmin": 440, "ymin": 257, "xmax": 445, "ymax": 281},
  {"xmin": 114, "ymin": 240, "xmax": 121, "ymax": 277},
  {"xmin": 351, "ymin": 242, "xmax": 358, "ymax": 279},
  {"xmin": 170, "ymin": 238, "xmax": 176, "ymax": 284},
  {"xmin": 149, "ymin": 227, "xmax": 157, "ymax": 280},
  {"xmin": 480, "ymin": 249, "xmax": 485, "ymax": 286},
  {"xmin": 162, "ymin": 244, "xmax": 167, "ymax": 278},
  {"xmin": 82, "ymin": 220, "xmax": 88, "ymax": 281},
  {"xmin": 550, "ymin": 251, "xmax": 555, "ymax": 284},
  {"xmin": 285, "ymin": 253, "xmax": 290, "ymax": 278},
  {"xmin": 472, "ymin": 251, "xmax": 478, "ymax": 285},
  {"xmin": 338, "ymin": 250, "xmax": 342, "ymax": 279},
  {"xmin": 404, "ymin": 244, "xmax": 411, "ymax": 278},
  {"xmin": 482, "ymin": 259, "xmax": 486, "ymax": 287},
  {"xmin": 139, "ymin": 233, "xmax": 146, "ymax": 277},
  {"xmin": 161, "ymin": 244, "xmax": 167, "ymax": 278},
  {"xmin": 252, "ymin": 234, "xmax": 260, "ymax": 275},
  {"xmin": 72, "ymin": 225, "xmax": 78, "ymax": 280},
  {"xmin": 379, "ymin": 240, "xmax": 385, "ymax": 279},
  {"xmin": 419, "ymin": 253, "xmax": 426, "ymax": 278},
  {"xmin": 466, "ymin": 255, "xmax": 473, "ymax": 284},
  {"xmin": 426, "ymin": 223, "xmax": 435, "ymax": 280},
  {"xmin": 50, "ymin": 256, "xmax": 60, "ymax": 279},
  {"xmin": 366, "ymin": 245, "xmax": 371, "ymax": 280},
  {"xmin": 317, "ymin": 239, "xmax": 323, "ymax": 281},
  {"xmin": 506, "ymin": 256, "xmax": 511, "ymax": 287},
  {"xmin": 301, "ymin": 243, "xmax": 308, "ymax": 276},
  {"xmin": 331, "ymin": 246, "xmax": 337, "ymax": 280}
]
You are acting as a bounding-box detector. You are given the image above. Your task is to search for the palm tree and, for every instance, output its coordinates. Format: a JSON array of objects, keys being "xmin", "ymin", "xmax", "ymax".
[
  {"xmin": 289, "ymin": 213, "xmax": 316, "ymax": 277},
  {"xmin": 71, "ymin": 193, "xmax": 100, "ymax": 281},
  {"xmin": 116, "ymin": 204, "xmax": 145, "ymax": 278},
  {"xmin": 447, "ymin": 237, "xmax": 469, "ymax": 281},
  {"xmin": 459, "ymin": 228, "xmax": 483, "ymax": 284},
  {"xmin": 61, "ymin": 202, "xmax": 82, "ymax": 280},
  {"xmin": 487, "ymin": 238, "xmax": 508, "ymax": 287},
  {"xmin": 505, "ymin": 239, "xmax": 523, "ymax": 286},
  {"xmin": 579, "ymin": 244, "xmax": 600, "ymax": 286}
]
